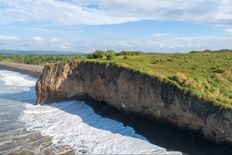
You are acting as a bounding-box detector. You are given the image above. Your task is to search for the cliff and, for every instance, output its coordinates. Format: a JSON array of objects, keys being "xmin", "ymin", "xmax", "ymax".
[{"xmin": 36, "ymin": 61, "xmax": 232, "ymax": 144}]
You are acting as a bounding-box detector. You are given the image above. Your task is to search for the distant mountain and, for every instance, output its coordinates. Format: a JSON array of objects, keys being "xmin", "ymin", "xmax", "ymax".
[{"xmin": 0, "ymin": 50, "xmax": 86, "ymax": 55}]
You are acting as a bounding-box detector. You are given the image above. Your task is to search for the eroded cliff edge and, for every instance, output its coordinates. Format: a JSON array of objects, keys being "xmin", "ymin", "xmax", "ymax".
[{"xmin": 36, "ymin": 61, "xmax": 232, "ymax": 144}]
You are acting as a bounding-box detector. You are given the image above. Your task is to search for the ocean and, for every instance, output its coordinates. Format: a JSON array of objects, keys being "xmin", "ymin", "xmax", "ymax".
[
  {"xmin": 1, "ymin": 69, "xmax": 232, "ymax": 155},
  {"xmin": 0, "ymin": 70, "xmax": 180, "ymax": 154}
]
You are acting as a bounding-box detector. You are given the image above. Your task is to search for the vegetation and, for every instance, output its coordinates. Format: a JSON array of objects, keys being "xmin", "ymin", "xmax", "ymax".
[
  {"xmin": 1, "ymin": 49, "xmax": 232, "ymax": 109},
  {"xmin": 80, "ymin": 49, "xmax": 232, "ymax": 109},
  {"xmin": 86, "ymin": 50, "xmax": 144, "ymax": 60},
  {"xmin": 0, "ymin": 54, "xmax": 77, "ymax": 65}
]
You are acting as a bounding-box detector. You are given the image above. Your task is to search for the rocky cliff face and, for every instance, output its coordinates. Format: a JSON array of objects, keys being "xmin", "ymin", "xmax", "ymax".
[{"xmin": 36, "ymin": 61, "xmax": 232, "ymax": 144}]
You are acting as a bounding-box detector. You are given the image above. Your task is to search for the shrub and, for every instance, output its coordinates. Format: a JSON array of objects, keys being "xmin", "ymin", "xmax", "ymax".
[
  {"xmin": 203, "ymin": 49, "xmax": 212, "ymax": 53},
  {"xmin": 93, "ymin": 50, "xmax": 105, "ymax": 59},
  {"xmin": 87, "ymin": 54, "xmax": 93, "ymax": 59},
  {"xmin": 211, "ymin": 67, "xmax": 225, "ymax": 73},
  {"xmin": 213, "ymin": 68, "xmax": 225, "ymax": 73},
  {"xmin": 123, "ymin": 56, "xmax": 129, "ymax": 60},
  {"xmin": 106, "ymin": 54, "xmax": 114, "ymax": 60},
  {"xmin": 118, "ymin": 51, "xmax": 144, "ymax": 56},
  {"xmin": 169, "ymin": 72, "xmax": 188, "ymax": 83},
  {"xmin": 87, "ymin": 50, "xmax": 116, "ymax": 60},
  {"xmin": 87, "ymin": 50, "xmax": 105, "ymax": 59},
  {"xmin": 106, "ymin": 49, "xmax": 116, "ymax": 54}
]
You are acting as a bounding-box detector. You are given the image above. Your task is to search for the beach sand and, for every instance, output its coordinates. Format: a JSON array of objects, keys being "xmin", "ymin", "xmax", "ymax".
[{"xmin": 0, "ymin": 63, "xmax": 44, "ymax": 78}]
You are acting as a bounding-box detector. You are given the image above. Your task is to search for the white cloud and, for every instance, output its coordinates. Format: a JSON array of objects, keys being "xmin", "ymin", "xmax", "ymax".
[
  {"xmin": 0, "ymin": 0, "xmax": 135, "ymax": 25},
  {"xmin": 33, "ymin": 35, "xmax": 71, "ymax": 49},
  {"xmin": 152, "ymin": 33, "xmax": 171, "ymax": 38},
  {"xmin": 49, "ymin": 38, "xmax": 71, "ymax": 49},
  {"xmin": 1, "ymin": 34, "xmax": 232, "ymax": 52},
  {"xmin": 73, "ymin": 34, "xmax": 232, "ymax": 53},
  {"xmin": 0, "ymin": 34, "xmax": 18, "ymax": 41},
  {"xmin": 0, "ymin": 0, "xmax": 232, "ymax": 26},
  {"xmin": 1, "ymin": 0, "xmax": 232, "ymax": 52},
  {"xmin": 33, "ymin": 36, "xmax": 43, "ymax": 42},
  {"xmin": 50, "ymin": 38, "xmax": 59, "ymax": 43},
  {"xmin": 81, "ymin": 0, "xmax": 232, "ymax": 25},
  {"xmin": 61, "ymin": 45, "xmax": 68, "ymax": 49},
  {"xmin": 64, "ymin": 42, "xmax": 70, "ymax": 46},
  {"xmin": 225, "ymin": 28, "xmax": 232, "ymax": 33},
  {"xmin": 60, "ymin": 42, "xmax": 71, "ymax": 49}
]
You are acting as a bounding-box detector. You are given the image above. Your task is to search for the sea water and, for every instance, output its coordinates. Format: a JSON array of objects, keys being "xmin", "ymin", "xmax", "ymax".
[{"xmin": 0, "ymin": 70, "xmax": 180, "ymax": 154}]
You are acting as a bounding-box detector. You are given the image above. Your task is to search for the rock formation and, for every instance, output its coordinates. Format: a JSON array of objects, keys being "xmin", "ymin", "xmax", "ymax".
[{"xmin": 36, "ymin": 61, "xmax": 232, "ymax": 144}]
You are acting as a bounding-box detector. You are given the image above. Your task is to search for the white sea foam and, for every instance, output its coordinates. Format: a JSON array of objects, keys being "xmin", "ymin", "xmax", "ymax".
[
  {"xmin": 0, "ymin": 70, "xmax": 35, "ymax": 87},
  {"xmin": 1, "ymin": 70, "xmax": 181, "ymax": 154},
  {"xmin": 20, "ymin": 101, "xmax": 181, "ymax": 154}
]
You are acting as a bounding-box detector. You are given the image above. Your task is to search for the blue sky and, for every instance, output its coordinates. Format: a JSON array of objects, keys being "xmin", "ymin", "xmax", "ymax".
[{"xmin": 0, "ymin": 0, "xmax": 232, "ymax": 53}]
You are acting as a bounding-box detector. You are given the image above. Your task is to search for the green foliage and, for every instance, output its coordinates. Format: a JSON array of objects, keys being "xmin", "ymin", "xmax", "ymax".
[
  {"xmin": 87, "ymin": 50, "xmax": 117, "ymax": 60},
  {"xmin": 106, "ymin": 54, "xmax": 115, "ymax": 60},
  {"xmin": 87, "ymin": 50, "xmax": 110, "ymax": 59},
  {"xmin": 80, "ymin": 49, "xmax": 232, "ymax": 109},
  {"xmin": 86, "ymin": 50, "xmax": 143, "ymax": 60},
  {"xmin": 92, "ymin": 50, "xmax": 106, "ymax": 59},
  {"xmin": 1, "ymin": 49, "xmax": 232, "ymax": 109},
  {"xmin": 0, "ymin": 55, "xmax": 74, "ymax": 65},
  {"xmin": 117, "ymin": 50, "xmax": 144, "ymax": 56},
  {"xmin": 106, "ymin": 49, "xmax": 116, "ymax": 53},
  {"xmin": 211, "ymin": 66, "xmax": 225, "ymax": 73}
]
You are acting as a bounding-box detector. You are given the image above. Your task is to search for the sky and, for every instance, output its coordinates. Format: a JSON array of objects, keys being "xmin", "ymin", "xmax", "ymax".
[{"xmin": 0, "ymin": 0, "xmax": 232, "ymax": 53}]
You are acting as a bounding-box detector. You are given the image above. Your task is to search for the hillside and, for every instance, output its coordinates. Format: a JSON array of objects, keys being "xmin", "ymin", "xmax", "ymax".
[
  {"xmin": 1, "ymin": 50, "xmax": 232, "ymax": 109},
  {"xmin": 78, "ymin": 50, "xmax": 232, "ymax": 109},
  {"xmin": 36, "ymin": 53, "xmax": 232, "ymax": 144}
]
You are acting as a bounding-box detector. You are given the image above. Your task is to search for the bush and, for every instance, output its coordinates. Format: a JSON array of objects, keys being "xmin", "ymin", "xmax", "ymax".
[
  {"xmin": 106, "ymin": 49, "xmax": 116, "ymax": 54},
  {"xmin": 106, "ymin": 49, "xmax": 116, "ymax": 60},
  {"xmin": 213, "ymin": 68, "xmax": 225, "ymax": 73},
  {"xmin": 106, "ymin": 54, "xmax": 114, "ymax": 60},
  {"xmin": 211, "ymin": 67, "xmax": 225, "ymax": 73},
  {"xmin": 87, "ymin": 54, "xmax": 94, "ymax": 59},
  {"xmin": 93, "ymin": 50, "xmax": 105, "ymax": 59},
  {"xmin": 87, "ymin": 50, "xmax": 105, "ymax": 59},
  {"xmin": 87, "ymin": 50, "xmax": 116, "ymax": 60},
  {"xmin": 118, "ymin": 51, "xmax": 144, "ymax": 56}
]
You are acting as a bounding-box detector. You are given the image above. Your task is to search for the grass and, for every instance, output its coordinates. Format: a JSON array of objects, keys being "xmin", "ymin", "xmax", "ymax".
[
  {"xmin": 79, "ymin": 50, "xmax": 232, "ymax": 109},
  {"xmin": 0, "ymin": 54, "xmax": 78, "ymax": 65},
  {"xmin": 1, "ymin": 50, "xmax": 232, "ymax": 109}
]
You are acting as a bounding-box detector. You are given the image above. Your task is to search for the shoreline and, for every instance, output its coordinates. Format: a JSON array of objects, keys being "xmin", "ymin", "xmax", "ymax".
[
  {"xmin": 36, "ymin": 61, "xmax": 232, "ymax": 145},
  {"xmin": 0, "ymin": 63, "xmax": 43, "ymax": 78},
  {"xmin": 1, "ymin": 62, "xmax": 232, "ymax": 154}
]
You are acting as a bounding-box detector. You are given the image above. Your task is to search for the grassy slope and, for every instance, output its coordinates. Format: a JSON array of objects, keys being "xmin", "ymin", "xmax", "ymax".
[
  {"xmin": 1, "ymin": 52, "xmax": 232, "ymax": 109},
  {"xmin": 77, "ymin": 51, "xmax": 232, "ymax": 109}
]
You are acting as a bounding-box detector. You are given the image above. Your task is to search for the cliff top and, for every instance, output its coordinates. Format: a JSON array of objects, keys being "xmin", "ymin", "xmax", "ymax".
[
  {"xmin": 77, "ymin": 50, "xmax": 232, "ymax": 109},
  {"xmin": 1, "ymin": 50, "xmax": 232, "ymax": 109}
]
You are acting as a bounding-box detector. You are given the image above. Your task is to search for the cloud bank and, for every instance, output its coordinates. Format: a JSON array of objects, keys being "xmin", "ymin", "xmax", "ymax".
[
  {"xmin": 0, "ymin": 35, "xmax": 18, "ymax": 41},
  {"xmin": 0, "ymin": 0, "xmax": 232, "ymax": 52},
  {"xmin": 0, "ymin": 0, "xmax": 232, "ymax": 26}
]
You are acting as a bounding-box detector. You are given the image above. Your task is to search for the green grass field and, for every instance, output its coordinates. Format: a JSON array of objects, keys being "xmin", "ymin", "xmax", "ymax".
[
  {"xmin": 80, "ymin": 50, "xmax": 232, "ymax": 109},
  {"xmin": 1, "ymin": 50, "xmax": 232, "ymax": 109}
]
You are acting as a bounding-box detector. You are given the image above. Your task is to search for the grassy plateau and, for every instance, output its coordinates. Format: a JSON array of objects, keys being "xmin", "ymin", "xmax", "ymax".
[{"xmin": 1, "ymin": 49, "xmax": 232, "ymax": 109}]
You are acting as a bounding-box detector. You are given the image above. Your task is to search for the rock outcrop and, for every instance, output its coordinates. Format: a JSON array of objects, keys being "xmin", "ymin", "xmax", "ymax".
[{"xmin": 36, "ymin": 61, "xmax": 232, "ymax": 144}]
